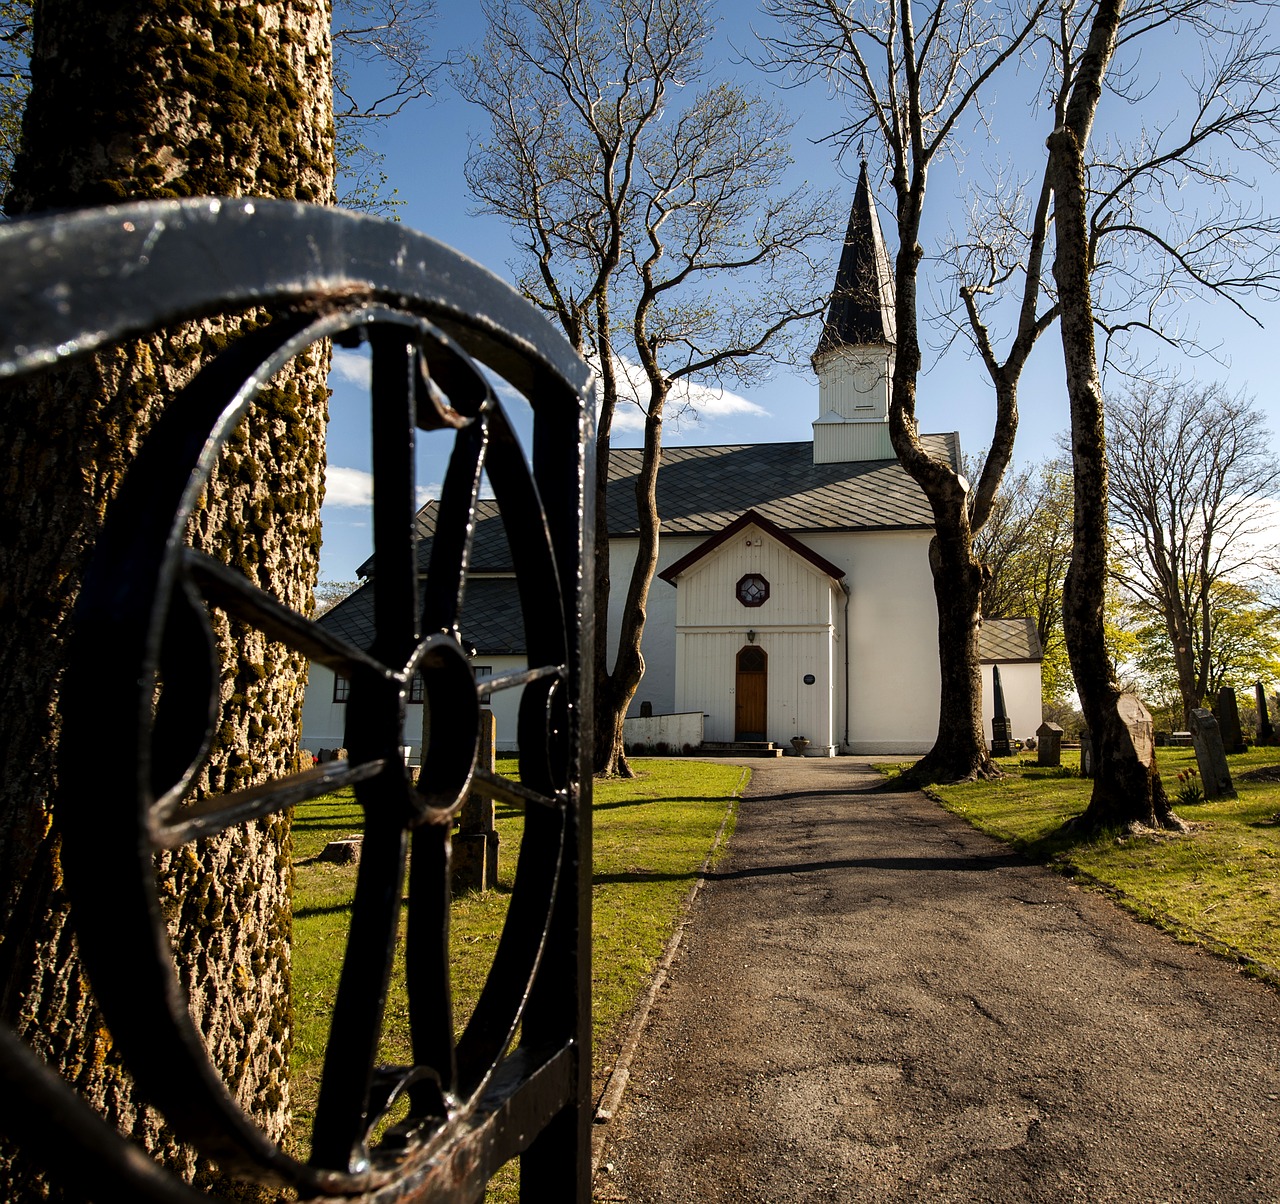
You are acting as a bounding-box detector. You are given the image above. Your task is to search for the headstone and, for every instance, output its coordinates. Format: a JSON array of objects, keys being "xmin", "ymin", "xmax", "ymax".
[
  {"xmin": 452, "ymin": 709, "xmax": 500, "ymax": 893},
  {"xmin": 1256, "ymin": 681, "xmax": 1274, "ymax": 744},
  {"xmin": 320, "ymin": 837, "xmax": 362, "ymax": 864},
  {"xmin": 1216, "ymin": 687, "xmax": 1245, "ymax": 754},
  {"xmin": 1079, "ymin": 697, "xmax": 1155, "ymax": 781},
  {"xmin": 1036, "ymin": 721, "xmax": 1063, "ymax": 767},
  {"xmin": 640, "ymin": 700, "xmax": 653, "ymax": 718},
  {"xmin": 990, "ymin": 664, "xmax": 1014, "ymax": 757},
  {"xmin": 1118, "ymin": 694, "xmax": 1154, "ymax": 768},
  {"xmin": 1189, "ymin": 708, "xmax": 1236, "ymax": 799}
]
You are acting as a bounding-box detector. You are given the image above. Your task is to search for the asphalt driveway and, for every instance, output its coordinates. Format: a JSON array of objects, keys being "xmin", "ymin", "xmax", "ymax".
[{"xmin": 593, "ymin": 758, "xmax": 1280, "ymax": 1203}]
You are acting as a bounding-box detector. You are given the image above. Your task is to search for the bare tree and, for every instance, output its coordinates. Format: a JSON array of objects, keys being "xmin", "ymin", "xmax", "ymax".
[
  {"xmin": 462, "ymin": 0, "xmax": 835, "ymax": 775},
  {"xmin": 332, "ymin": 0, "xmax": 448, "ymax": 213},
  {"xmin": 1108, "ymin": 377, "xmax": 1280, "ymax": 725},
  {"xmin": 759, "ymin": 0, "xmax": 1049, "ymax": 782},
  {"xmin": 1044, "ymin": 0, "xmax": 1280, "ymax": 832},
  {"xmin": 1045, "ymin": 0, "xmax": 1174, "ymax": 830},
  {"xmin": 0, "ymin": 0, "xmax": 29, "ymax": 199},
  {"xmin": 973, "ymin": 454, "xmax": 1075, "ymax": 701}
]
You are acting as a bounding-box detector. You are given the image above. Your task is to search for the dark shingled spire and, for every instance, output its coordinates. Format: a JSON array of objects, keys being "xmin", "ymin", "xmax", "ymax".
[{"xmin": 813, "ymin": 160, "xmax": 896, "ymax": 363}]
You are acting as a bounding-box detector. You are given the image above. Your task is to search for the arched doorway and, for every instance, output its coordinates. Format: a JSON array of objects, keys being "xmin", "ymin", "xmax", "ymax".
[{"xmin": 735, "ymin": 645, "xmax": 767, "ymax": 741}]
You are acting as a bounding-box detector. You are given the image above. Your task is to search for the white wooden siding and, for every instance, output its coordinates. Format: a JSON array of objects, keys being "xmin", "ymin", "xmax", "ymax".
[
  {"xmin": 814, "ymin": 347, "xmax": 893, "ymax": 421},
  {"xmin": 617, "ymin": 519, "xmax": 948, "ymax": 755},
  {"xmin": 300, "ymin": 655, "xmax": 528, "ymax": 757},
  {"xmin": 666, "ymin": 523, "xmax": 841, "ymax": 750}
]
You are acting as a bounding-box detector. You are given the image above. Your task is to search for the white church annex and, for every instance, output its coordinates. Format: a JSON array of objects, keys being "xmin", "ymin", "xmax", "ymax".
[{"xmin": 300, "ymin": 164, "xmax": 1042, "ymax": 759}]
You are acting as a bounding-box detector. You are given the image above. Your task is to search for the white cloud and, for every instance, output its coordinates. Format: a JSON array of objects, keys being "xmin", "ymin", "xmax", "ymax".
[
  {"xmin": 330, "ymin": 347, "xmax": 371, "ymax": 387},
  {"xmin": 324, "ymin": 465, "xmax": 374, "ymax": 507},
  {"xmin": 595, "ymin": 354, "xmax": 769, "ymax": 435}
]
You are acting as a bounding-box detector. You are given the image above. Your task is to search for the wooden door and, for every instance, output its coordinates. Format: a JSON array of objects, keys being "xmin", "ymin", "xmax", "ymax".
[{"xmin": 735, "ymin": 645, "xmax": 767, "ymax": 741}]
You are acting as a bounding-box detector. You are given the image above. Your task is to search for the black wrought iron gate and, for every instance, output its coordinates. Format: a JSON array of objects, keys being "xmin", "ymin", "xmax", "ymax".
[{"xmin": 0, "ymin": 199, "xmax": 595, "ymax": 1201}]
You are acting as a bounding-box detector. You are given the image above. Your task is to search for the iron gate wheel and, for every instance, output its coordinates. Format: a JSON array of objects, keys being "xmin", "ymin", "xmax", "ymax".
[{"xmin": 0, "ymin": 199, "xmax": 595, "ymax": 1203}]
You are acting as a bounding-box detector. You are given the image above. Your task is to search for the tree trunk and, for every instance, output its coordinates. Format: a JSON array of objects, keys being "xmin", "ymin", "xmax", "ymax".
[
  {"xmin": 0, "ymin": 2, "xmax": 333, "ymax": 1194},
  {"xmin": 888, "ymin": 195, "xmax": 998, "ymax": 784},
  {"xmin": 594, "ymin": 389, "xmax": 666, "ymax": 776},
  {"xmin": 905, "ymin": 513, "xmax": 998, "ymax": 784},
  {"xmin": 1047, "ymin": 0, "xmax": 1179, "ymax": 832}
]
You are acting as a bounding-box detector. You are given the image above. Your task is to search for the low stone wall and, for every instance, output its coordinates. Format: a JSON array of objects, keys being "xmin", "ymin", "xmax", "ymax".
[{"xmin": 623, "ymin": 710, "xmax": 705, "ymax": 754}]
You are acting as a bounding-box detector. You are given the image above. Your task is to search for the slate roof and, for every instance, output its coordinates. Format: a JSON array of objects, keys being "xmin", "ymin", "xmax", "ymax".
[
  {"xmin": 978, "ymin": 617, "xmax": 1043, "ymax": 663},
  {"xmin": 604, "ymin": 435, "xmax": 957, "ymax": 537},
  {"xmin": 356, "ymin": 499, "xmax": 513, "ymax": 579},
  {"xmin": 813, "ymin": 161, "xmax": 897, "ymax": 360},
  {"xmin": 336, "ymin": 431, "xmax": 959, "ymax": 656},
  {"xmin": 317, "ymin": 574, "xmax": 525, "ymax": 656}
]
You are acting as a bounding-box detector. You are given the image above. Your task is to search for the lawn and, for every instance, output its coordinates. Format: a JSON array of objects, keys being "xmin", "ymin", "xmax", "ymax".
[
  {"xmin": 920, "ymin": 744, "xmax": 1280, "ymax": 983},
  {"xmin": 288, "ymin": 757, "xmax": 746, "ymax": 1169}
]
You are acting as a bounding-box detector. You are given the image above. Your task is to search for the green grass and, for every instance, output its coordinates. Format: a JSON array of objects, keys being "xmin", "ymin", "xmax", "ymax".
[
  {"xmin": 917, "ymin": 745, "xmax": 1280, "ymax": 982},
  {"xmin": 288, "ymin": 757, "xmax": 745, "ymax": 1169}
]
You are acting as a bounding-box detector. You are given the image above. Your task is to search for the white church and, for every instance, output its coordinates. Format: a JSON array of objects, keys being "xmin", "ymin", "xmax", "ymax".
[{"xmin": 301, "ymin": 165, "xmax": 1043, "ymax": 759}]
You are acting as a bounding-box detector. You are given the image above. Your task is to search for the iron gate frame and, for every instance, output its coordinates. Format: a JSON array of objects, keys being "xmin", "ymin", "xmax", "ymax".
[{"xmin": 0, "ymin": 197, "xmax": 595, "ymax": 1202}]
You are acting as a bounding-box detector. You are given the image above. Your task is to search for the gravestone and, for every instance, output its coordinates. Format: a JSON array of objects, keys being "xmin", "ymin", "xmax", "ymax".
[
  {"xmin": 320, "ymin": 837, "xmax": 362, "ymax": 864},
  {"xmin": 452, "ymin": 709, "xmax": 500, "ymax": 892},
  {"xmin": 1256, "ymin": 681, "xmax": 1275, "ymax": 744},
  {"xmin": 1216, "ymin": 687, "xmax": 1246, "ymax": 753},
  {"xmin": 1080, "ymin": 696, "xmax": 1156, "ymax": 781},
  {"xmin": 1118, "ymin": 694, "xmax": 1155, "ymax": 769},
  {"xmin": 1189, "ymin": 708, "xmax": 1236, "ymax": 799},
  {"xmin": 1036, "ymin": 721, "xmax": 1063, "ymax": 767},
  {"xmin": 990, "ymin": 664, "xmax": 1014, "ymax": 757}
]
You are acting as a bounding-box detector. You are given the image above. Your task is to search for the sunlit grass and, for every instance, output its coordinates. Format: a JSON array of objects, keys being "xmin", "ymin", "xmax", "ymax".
[
  {"xmin": 288, "ymin": 757, "xmax": 745, "ymax": 1182},
  {"xmin": 918, "ymin": 745, "xmax": 1280, "ymax": 981}
]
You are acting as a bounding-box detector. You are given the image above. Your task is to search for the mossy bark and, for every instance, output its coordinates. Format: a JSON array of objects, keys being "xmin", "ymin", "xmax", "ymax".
[{"xmin": 0, "ymin": 2, "xmax": 333, "ymax": 1195}]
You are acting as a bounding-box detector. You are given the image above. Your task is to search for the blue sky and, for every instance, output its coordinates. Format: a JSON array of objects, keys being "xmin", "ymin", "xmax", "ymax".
[{"xmin": 317, "ymin": 2, "xmax": 1280, "ymax": 582}]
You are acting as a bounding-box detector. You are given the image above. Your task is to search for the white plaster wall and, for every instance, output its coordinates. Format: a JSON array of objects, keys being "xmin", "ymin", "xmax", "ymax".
[
  {"xmin": 300, "ymin": 656, "xmax": 527, "ymax": 757},
  {"xmin": 981, "ymin": 661, "xmax": 1043, "ymax": 745},
  {"xmin": 806, "ymin": 528, "xmax": 939, "ymax": 754},
  {"xmin": 300, "ymin": 663, "xmax": 347, "ymax": 753},
  {"xmin": 622, "ymin": 711, "xmax": 705, "ymax": 750}
]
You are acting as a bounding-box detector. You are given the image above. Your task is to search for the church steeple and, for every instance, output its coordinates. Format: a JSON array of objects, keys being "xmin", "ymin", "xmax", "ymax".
[
  {"xmin": 814, "ymin": 160, "xmax": 896, "ymax": 362},
  {"xmin": 812, "ymin": 161, "xmax": 898, "ymax": 464}
]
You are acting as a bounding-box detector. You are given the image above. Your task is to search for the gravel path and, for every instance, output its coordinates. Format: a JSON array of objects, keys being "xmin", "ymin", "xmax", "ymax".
[{"xmin": 593, "ymin": 758, "xmax": 1280, "ymax": 1203}]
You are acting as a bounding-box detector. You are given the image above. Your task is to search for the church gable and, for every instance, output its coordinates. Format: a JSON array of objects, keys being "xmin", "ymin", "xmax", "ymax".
[{"xmin": 660, "ymin": 510, "xmax": 844, "ymax": 630}]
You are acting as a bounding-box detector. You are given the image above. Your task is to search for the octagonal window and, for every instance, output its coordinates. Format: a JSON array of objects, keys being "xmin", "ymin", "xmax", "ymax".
[{"xmin": 736, "ymin": 572, "xmax": 770, "ymax": 608}]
